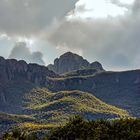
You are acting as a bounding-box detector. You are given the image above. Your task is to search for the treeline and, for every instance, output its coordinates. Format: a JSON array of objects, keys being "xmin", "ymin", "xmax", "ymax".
[{"xmin": 1, "ymin": 116, "xmax": 140, "ymax": 140}]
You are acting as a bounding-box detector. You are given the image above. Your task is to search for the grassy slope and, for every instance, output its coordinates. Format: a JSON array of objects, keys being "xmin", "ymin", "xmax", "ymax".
[{"xmin": 24, "ymin": 88, "xmax": 129, "ymax": 124}]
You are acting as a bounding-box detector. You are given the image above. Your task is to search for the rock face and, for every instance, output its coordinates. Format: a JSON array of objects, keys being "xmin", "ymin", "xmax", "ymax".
[
  {"xmin": 48, "ymin": 52, "xmax": 104, "ymax": 74},
  {"xmin": 0, "ymin": 56, "xmax": 57, "ymax": 85}
]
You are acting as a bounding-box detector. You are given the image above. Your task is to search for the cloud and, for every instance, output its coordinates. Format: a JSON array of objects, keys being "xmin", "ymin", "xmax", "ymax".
[
  {"xmin": 132, "ymin": 0, "xmax": 140, "ymax": 15},
  {"xmin": 9, "ymin": 42, "xmax": 45, "ymax": 65},
  {"xmin": 47, "ymin": 0, "xmax": 140, "ymax": 70},
  {"xmin": 0, "ymin": 0, "xmax": 140, "ymax": 71},
  {"xmin": 111, "ymin": 0, "xmax": 134, "ymax": 9},
  {"xmin": 0, "ymin": 0, "xmax": 78, "ymax": 37}
]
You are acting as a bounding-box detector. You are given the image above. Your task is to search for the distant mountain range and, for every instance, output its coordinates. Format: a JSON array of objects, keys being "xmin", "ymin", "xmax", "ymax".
[{"xmin": 0, "ymin": 52, "xmax": 140, "ymax": 133}]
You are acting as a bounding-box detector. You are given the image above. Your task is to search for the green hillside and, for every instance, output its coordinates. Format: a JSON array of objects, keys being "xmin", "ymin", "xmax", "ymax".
[{"xmin": 24, "ymin": 88, "xmax": 129, "ymax": 125}]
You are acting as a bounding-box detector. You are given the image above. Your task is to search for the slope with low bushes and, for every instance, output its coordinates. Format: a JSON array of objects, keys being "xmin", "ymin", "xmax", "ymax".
[{"xmin": 24, "ymin": 88, "xmax": 129, "ymax": 125}]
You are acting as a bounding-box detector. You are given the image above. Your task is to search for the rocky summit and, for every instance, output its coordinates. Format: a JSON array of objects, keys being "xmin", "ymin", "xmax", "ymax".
[{"xmin": 47, "ymin": 52, "xmax": 104, "ymax": 74}]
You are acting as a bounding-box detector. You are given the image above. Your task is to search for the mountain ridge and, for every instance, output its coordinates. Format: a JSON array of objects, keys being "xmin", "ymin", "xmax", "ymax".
[
  {"xmin": 0, "ymin": 53, "xmax": 140, "ymax": 133},
  {"xmin": 0, "ymin": 56, "xmax": 58, "ymax": 84}
]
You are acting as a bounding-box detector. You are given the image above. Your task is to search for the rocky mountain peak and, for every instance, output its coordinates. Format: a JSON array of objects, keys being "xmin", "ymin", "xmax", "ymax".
[{"xmin": 48, "ymin": 52, "xmax": 104, "ymax": 74}]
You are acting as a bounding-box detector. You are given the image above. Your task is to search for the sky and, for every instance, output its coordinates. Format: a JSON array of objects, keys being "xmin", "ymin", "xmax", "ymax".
[{"xmin": 0, "ymin": 0, "xmax": 139, "ymax": 71}]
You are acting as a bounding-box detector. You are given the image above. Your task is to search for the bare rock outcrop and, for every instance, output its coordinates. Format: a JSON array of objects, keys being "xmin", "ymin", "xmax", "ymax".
[{"xmin": 48, "ymin": 52, "xmax": 104, "ymax": 74}]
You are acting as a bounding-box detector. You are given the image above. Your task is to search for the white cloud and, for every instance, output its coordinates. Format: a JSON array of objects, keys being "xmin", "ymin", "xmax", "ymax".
[
  {"xmin": 71, "ymin": 0, "xmax": 129, "ymax": 19},
  {"xmin": 119, "ymin": 0, "xmax": 134, "ymax": 5}
]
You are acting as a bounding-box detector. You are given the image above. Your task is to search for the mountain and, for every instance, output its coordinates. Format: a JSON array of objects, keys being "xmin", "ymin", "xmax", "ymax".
[
  {"xmin": 0, "ymin": 56, "xmax": 130, "ymax": 133},
  {"xmin": 0, "ymin": 54, "xmax": 140, "ymax": 134},
  {"xmin": 48, "ymin": 52, "xmax": 104, "ymax": 74},
  {"xmin": 0, "ymin": 55, "xmax": 140, "ymax": 117}
]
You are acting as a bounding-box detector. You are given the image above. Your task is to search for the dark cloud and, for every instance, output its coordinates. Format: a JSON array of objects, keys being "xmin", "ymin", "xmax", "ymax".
[
  {"xmin": 9, "ymin": 42, "xmax": 45, "ymax": 65},
  {"xmin": 47, "ymin": 0, "xmax": 140, "ymax": 70},
  {"xmin": 0, "ymin": 0, "xmax": 78, "ymax": 36}
]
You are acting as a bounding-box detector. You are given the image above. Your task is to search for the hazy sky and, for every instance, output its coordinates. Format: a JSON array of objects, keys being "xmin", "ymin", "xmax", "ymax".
[{"xmin": 0, "ymin": 0, "xmax": 139, "ymax": 71}]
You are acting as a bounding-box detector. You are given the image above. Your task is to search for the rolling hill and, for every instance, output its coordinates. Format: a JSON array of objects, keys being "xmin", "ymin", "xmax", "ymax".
[{"xmin": 24, "ymin": 88, "xmax": 129, "ymax": 123}]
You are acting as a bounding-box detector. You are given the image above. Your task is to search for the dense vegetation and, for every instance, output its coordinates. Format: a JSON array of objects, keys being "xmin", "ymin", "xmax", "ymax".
[{"xmin": 1, "ymin": 116, "xmax": 140, "ymax": 140}]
